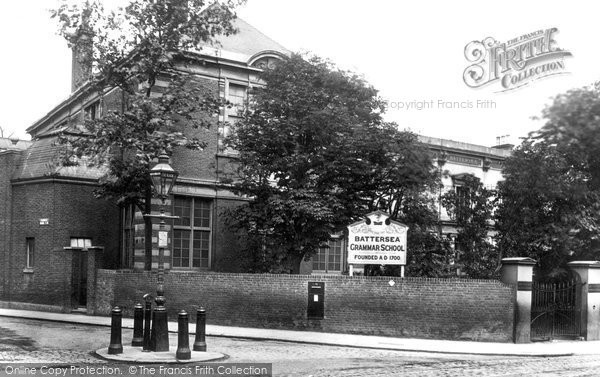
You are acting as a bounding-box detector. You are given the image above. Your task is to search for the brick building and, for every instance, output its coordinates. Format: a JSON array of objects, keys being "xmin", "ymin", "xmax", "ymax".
[
  {"xmin": 0, "ymin": 16, "xmax": 512, "ymax": 311},
  {"xmin": 311, "ymin": 135, "xmax": 513, "ymax": 274},
  {"xmin": 0, "ymin": 17, "xmax": 290, "ymax": 311}
]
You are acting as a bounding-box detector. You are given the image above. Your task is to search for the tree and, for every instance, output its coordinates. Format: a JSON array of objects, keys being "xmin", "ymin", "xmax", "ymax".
[
  {"xmin": 0, "ymin": 126, "xmax": 15, "ymax": 139},
  {"xmin": 225, "ymin": 54, "xmax": 440, "ymax": 274},
  {"xmin": 51, "ymin": 0, "xmax": 243, "ymax": 269},
  {"xmin": 441, "ymin": 174, "xmax": 497, "ymax": 278},
  {"xmin": 537, "ymin": 86, "xmax": 600, "ymax": 190},
  {"xmin": 379, "ymin": 191, "xmax": 454, "ymax": 278},
  {"xmin": 495, "ymin": 138, "xmax": 600, "ymax": 279},
  {"xmin": 495, "ymin": 85, "xmax": 600, "ymax": 278}
]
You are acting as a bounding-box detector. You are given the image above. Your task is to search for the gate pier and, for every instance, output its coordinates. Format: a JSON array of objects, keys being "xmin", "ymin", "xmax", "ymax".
[
  {"xmin": 500, "ymin": 257, "xmax": 535, "ymax": 343},
  {"xmin": 567, "ymin": 261, "xmax": 600, "ymax": 340}
]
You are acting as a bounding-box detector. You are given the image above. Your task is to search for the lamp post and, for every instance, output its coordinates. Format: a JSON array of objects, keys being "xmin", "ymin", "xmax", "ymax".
[{"xmin": 146, "ymin": 152, "xmax": 178, "ymax": 352}]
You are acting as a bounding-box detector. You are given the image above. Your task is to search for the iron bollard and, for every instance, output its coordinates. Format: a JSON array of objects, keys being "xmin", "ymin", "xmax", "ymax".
[
  {"xmin": 142, "ymin": 294, "xmax": 153, "ymax": 351},
  {"xmin": 176, "ymin": 310, "xmax": 191, "ymax": 360},
  {"xmin": 108, "ymin": 306, "xmax": 123, "ymax": 355},
  {"xmin": 132, "ymin": 303, "xmax": 144, "ymax": 346},
  {"xmin": 193, "ymin": 307, "xmax": 207, "ymax": 351}
]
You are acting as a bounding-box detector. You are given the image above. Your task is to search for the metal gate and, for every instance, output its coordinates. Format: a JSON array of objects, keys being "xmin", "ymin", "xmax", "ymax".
[{"xmin": 531, "ymin": 279, "xmax": 581, "ymax": 340}]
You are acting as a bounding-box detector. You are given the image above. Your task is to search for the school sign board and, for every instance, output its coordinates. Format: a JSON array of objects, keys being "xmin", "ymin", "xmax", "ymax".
[{"xmin": 347, "ymin": 211, "xmax": 408, "ymax": 265}]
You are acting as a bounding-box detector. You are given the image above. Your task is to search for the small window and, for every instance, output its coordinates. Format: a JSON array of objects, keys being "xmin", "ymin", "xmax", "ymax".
[
  {"xmin": 71, "ymin": 237, "xmax": 92, "ymax": 248},
  {"xmin": 228, "ymin": 83, "xmax": 247, "ymax": 110},
  {"xmin": 26, "ymin": 238, "xmax": 35, "ymax": 269},
  {"xmin": 84, "ymin": 101, "xmax": 100, "ymax": 121}
]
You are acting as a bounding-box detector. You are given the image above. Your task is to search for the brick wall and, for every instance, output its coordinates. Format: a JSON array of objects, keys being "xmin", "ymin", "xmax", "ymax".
[
  {"xmin": 172, "ymin": 77, "xmax": 220, "ymax": 181},
  {"xmin": 94, "ymin": 270, "xmax": 515, "ymax": 342},
  {"xmin": 0, "ymin": 151, "xmax": 20, "ymax": 300}
]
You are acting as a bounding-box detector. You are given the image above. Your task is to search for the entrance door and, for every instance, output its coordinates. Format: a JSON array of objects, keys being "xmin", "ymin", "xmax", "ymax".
[
  {"xmin": 71, "ymin": 250, "xmax": 88, "ymax": 308},
  {"xmin": 531, "ymin": 278, "xmax": 581, "ymax": 340}
]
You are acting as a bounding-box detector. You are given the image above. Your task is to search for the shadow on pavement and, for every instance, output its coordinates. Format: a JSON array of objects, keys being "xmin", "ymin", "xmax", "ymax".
[{"xmin": 0, "ymin": 326, "xmax": 37, "ymax": 351}]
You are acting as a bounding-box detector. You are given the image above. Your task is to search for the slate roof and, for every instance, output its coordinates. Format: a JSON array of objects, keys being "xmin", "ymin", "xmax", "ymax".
[
  {"xmin": 12, "ymin": 135, "xmax": 106, "ymax": 181},
  {"xmin": 207, "ymin": 17, "xmax": 291, "ymax": 58}
]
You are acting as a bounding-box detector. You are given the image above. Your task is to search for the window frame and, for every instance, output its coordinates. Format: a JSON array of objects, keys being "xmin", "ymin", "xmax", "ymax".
[
  {"xmin": 70, "ymin": 237, "xmax": 92, "ymax": 248},
  {"xmin": 25, "ymin": 238, "xmax": 35, "ymax": 269},
  {"xmin": 219, "ymin": 80, "xmax": 248, "ymax": 154},
  {"xmin": 312, "ymin": 236, "xmax": 345, "ymax": 274},
  {"xmin": 172, "ymin": 196, "xmax": 212, "ymax": 269},
  {"xmin": 121, "ymin": 204, "xmax": 136, "ymax": 269},
  {"xmin": 83, "ymin": 101, "xmax": 101, "ymax": 121}
]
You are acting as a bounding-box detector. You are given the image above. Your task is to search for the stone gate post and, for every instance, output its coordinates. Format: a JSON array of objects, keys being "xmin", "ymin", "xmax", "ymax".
[
  {"xmin": 500, "ymin": 257, "xmax": 535, "ymax": 343},
  {"xmin": 567, "ymin": 261, "xmax": 600, "ymax": 340},
  {"xmin": 86, "ymin": 246, "xmax": 104, "ymax": 315}
]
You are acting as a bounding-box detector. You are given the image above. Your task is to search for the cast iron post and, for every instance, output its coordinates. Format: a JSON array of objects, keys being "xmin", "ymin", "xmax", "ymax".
[
  {"xmin": 193, "ymin": 307, "xmax": 207, "ymax": 351},
  {"xmin": 132, "ymin": 303, "xmax": 144, "ymax": 346},
  {"xmin": 146, "ymin": 152, "xmax": 178, "ymax": 352},
  {"xmin": 150, "ymin": 212, "xmax": 170, "ymax": 352},
  {"xmin": 108, "ymin": 306, "xmax": 123, "ymax": 354},
  {"xmin": 176, "ymin": 310, "xmax": 191, "ymax": 360},
  {"xmin": 142, "ymin": 294, "xmax": 153, "ymax": 351}
]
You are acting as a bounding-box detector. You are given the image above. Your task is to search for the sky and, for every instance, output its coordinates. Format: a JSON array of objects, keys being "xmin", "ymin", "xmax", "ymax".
[{"xmin": 1, "ymin": 0, "xmax": 599, "ymax": 148}]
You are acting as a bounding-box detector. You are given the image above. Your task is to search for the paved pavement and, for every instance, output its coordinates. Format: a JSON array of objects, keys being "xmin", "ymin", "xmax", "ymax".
[
  {"xmin": 0, "ymin": 308, "xmax": 599, "ymax": 357},
  {"xmin": 12, "ymin": 316, "xmax": 600, "ymax": 377}
]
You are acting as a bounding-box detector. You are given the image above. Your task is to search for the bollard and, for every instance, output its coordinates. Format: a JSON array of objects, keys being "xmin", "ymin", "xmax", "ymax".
[
  {"xmin": 142, "ymin": 294, "xmax": 153, "ymax": 351},
  {"xmin": 176, "ymin": 310, "xmax": 191, "ymax": 360},
  {"xmin": 108, "ymin": 306, "xmax": 123, "ymax": 355},
  {"xmin": 193, "ymin": 307, "xmax": 207, "ymax": 351},
  {"xmin": 132, "ymin": 303, "xmax": 144, "ymax": 346}
]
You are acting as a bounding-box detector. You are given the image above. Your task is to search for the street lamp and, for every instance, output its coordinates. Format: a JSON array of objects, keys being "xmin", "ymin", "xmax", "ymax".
[
  {"xmin": 147, "ymin": 152, "xmax": 178, "ymax": 352},
  {"xmin": 150, "ymin": 154, "xmax": 178, "ymax": 200}
]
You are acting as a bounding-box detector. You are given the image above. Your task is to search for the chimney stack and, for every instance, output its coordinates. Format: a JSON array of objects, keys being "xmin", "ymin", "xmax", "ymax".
[
  {"xmin": 71, "ymin": 10, "xmax": 94, "ymax": 92},
  {"xmin": 492, "ymin": 134, "xmax": 515, "ymax": 150}
]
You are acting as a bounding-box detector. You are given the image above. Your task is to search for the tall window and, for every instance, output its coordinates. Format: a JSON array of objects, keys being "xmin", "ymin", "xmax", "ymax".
[
  {"xmin": 312, "ymin": 237, "xmax": 344, "ymax": 273},
  {"xmin": 219, "ymin": 82, "xmax": 247, "ymax": 153},
  {"xmin": 25, "ymin": 238, "xmax": 35, "ymax": 269},
  {"xmin": 455, "ymin": 185, "xmax": 471, "ymax": 223},
  {"xmin": 173, "ymin": 197, "xmax": 211, "ymax": 268},
  {"xmin": 121, "ymin": 204, "xmax": 135, "ymax": 268}
]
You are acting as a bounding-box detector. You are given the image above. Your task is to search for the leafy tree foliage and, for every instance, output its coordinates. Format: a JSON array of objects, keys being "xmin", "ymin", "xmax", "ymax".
[
  {"xmin": 51, "ymin": 0, "xmax": 242, "ymax": 269},
  {"xmin": 537, "ymin": 86, "xmax": 600, "ymax": 190},
  {"xmin": 441, "ymin": 174, "xmax": 497, "ymax": 278},
  {"xmin": 496, "ymin": 85, "xmax": 600, "ymax": 278},
  {"xmin": 374, "ymin": 192, "xmax": 454, "ymax": 278},
  {"xmin": 226, "ymin": 54, "xmax": 441, "ymax": 274},
  {"xmin": 496, "ymin": 138, "xmax": 600, "ymax": 278}
]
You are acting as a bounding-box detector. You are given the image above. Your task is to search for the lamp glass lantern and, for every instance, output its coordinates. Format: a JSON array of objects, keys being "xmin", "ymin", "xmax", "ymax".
[{"xmin": 150, "ymin": 154, "xmax": 178, "ymax": 201}]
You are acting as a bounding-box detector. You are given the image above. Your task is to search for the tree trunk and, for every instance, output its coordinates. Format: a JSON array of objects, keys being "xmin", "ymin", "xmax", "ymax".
[{"xmin": 283, "ymin": 253, "xmax": 305, "ymax": 274}]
